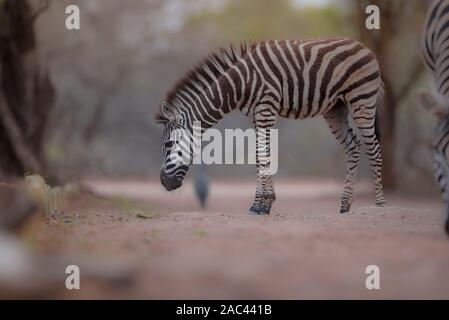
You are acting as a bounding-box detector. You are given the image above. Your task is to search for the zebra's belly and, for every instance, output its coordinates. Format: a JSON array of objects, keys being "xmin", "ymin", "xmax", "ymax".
[{"xmin": 277, "ymin": 96, "xmax": 338, "ymax": 120}]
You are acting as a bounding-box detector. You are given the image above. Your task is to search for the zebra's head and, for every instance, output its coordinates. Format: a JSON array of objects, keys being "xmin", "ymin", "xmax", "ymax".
[{"xmin": 156, "ymin": 102, "xmax": 192, "ymax": 191}]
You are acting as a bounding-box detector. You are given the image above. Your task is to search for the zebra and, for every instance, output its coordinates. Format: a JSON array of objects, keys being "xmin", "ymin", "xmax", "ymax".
[
  {"xmin": 157, "ymin": 37, "xmax": 386, "ymax": 215},
  {"xmin": 418, "ymin": 0, "xmax": 449, "ymax": 234}
]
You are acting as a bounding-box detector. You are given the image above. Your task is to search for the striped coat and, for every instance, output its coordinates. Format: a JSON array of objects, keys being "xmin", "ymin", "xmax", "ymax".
[
  {"xmin": 158, "ymin": 37, "xmax": 385, "ymax": 215},
  {"xmin": 419, "ymin": 0, "xmax": 449, "ymax": 234}
]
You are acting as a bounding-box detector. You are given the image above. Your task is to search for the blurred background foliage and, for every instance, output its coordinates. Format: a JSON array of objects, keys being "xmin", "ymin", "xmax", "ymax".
[
  {"xmin": 3, "ymin": 0, "xmax": 433, "ymax": 192},
  {"xmin": 188, "ymin": 0, "xmax": 347, "ymax": 41}
]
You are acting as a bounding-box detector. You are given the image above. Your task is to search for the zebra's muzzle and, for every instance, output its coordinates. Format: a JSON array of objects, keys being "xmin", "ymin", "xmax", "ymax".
[{"xmin": 160, "ymin": 171, "xmax": 182, "ymax": 191}]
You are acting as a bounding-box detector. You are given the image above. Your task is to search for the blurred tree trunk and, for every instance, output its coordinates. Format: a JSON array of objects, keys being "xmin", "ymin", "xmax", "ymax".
[
  {"xmin": 0, "ymin": 0, "xmax": 54, "ymax": 178},
  {"xmin": 353, "ymin": 0, "xmax": 426, "ymax": 190}
]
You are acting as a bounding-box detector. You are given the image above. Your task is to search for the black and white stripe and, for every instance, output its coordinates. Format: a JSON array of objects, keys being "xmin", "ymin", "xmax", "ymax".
[
  {"xmin": 157, "ymin": 37, "xmax": 386, "ymax": 214},
  {"xmin": 419, "ymin": 0, "xmax": 449, "ymax": 234}
]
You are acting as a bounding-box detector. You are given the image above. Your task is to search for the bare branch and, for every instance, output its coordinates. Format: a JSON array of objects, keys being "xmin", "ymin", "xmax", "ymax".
[
  {"xmin": 392, "ymin": 60, "xmax": 425, "ymax": 106},
  {"xmin": 31, "ymin": 0, "xmax": 51, "ymax": 22},
  {"xmin": 0, "ymin": 86, "xmax": 41, "ymax": 173}
]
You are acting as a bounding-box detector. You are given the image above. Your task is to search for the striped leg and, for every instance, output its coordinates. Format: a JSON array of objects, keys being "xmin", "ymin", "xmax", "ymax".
[
  {"xmin": 249, "ymin": 106, "xmax": 277, "ymax": 215},
  {"xmin": 433, "ymin": 150, "xmax": 449, "ymax": 235},
  {"xmin": 324, "ymin": 103, "xmax": 361, "ymax": 213},
  {"xmin": 249, "ymin": 173, "xmax": 276, "ymax": 215},
  {"xmin": 350, "ymin": 103, "xmax": 385, "ymax": 208}
]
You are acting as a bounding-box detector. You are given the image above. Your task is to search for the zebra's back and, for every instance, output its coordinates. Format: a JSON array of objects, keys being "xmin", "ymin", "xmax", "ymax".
[{"xmin": 246, "ymin": 37, "xmax": 381, "ymax": 119}]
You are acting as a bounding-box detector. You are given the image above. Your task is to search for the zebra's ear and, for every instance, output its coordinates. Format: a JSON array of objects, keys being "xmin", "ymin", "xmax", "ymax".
[
  {"xmin": 160, "ymin": 101, "xmax": 184, "ymax": 124},
  {"xmin": 155, "ymin": 101, "xmax": 179, "ymax": 124},
  {"xmin": 161, "ymin": 101, "xmax": 174, "ymax": 119},
  {"xmin": 154, "ymin": 101, "xmax": 171, "ymax": 124},
  {"xmin": 416, "ymin": 90, "xmax": 449, "ymax": 118}
]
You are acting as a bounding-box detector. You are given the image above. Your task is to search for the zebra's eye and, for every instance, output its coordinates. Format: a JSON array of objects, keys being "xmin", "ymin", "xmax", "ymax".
[
  {"xmin": 178, "ymin": 151, "xmax": 182, "ymax": 157},
  {"xmin": 165, "ymin": 141, "xmax": 174, "ymax": 148}
]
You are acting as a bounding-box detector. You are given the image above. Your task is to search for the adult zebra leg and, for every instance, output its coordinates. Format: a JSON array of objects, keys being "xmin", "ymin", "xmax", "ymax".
[
  {"xmin": 350, "ymin": 103, "xmax": 386, "ymax": 208},
  {"xmin": 324, "ymin": 104, "xmax": 361, "ymax": 213},
  {"xmin": 249, "ymin": 172, "xmax": 276, "ymax": 215},
  {"xmin": 249, "ymin": 107, "xmax": 277, "ymax": 215},
  {"xmin": 433, "ymin": 151, "xmax": 449, "ymax": 235}
]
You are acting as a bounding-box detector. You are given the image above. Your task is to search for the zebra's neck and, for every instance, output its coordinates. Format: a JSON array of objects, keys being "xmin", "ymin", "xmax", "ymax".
[{"xmin": 172, "ymin": 54, "xmax": 259, "ymax": 133}]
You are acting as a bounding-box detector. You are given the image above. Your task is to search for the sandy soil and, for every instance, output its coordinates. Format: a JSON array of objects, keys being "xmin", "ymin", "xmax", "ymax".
[{"xmin": 36, "ymin": 179, "xmax": 449, "ymax": 299}]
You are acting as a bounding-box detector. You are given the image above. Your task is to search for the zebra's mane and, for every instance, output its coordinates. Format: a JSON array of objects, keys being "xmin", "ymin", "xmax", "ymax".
[{"xmin": 156, "ymin": 43, "xmax": 253, "ymax": 123}]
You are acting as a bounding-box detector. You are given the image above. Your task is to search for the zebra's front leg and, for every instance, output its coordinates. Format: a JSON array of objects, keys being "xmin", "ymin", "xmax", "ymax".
[
  {"xmin": 249, "ymin": 174, "xmax": 276, "ymax": 215},
  {"xmin": 248, "ymin": 107, "xmax": 277, "ymax": 215}
]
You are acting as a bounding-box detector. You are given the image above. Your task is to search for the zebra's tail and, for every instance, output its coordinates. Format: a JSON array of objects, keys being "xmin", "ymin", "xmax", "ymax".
[{"xmin": 374, "ymin": 81, "xmax": 385, "ymax": 142}]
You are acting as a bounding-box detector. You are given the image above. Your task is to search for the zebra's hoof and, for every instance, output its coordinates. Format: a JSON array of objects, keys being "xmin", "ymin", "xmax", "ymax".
[
  {"xmin": 375, "ymin": 201, "xmax": 386, "ymax": 208},
  {"xmin": 445, "ymin": 219, "xmax": 449, "ymax": 236},
  {"xmin": 340, "ymin": 207, "xmax": 350, "ymax": 214},
  {"xmin": 259, "ymin": 207, "xmax": 271, "ymax": 215},
  {"xmin": 248, "ymin": 205, "xmax": 260, "ymax": 215}
]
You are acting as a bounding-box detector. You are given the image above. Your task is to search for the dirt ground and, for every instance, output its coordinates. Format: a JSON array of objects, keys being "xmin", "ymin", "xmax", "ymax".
[{"xmin": 36, "ymin": 178, "xmax": 449, "ymax": 299}]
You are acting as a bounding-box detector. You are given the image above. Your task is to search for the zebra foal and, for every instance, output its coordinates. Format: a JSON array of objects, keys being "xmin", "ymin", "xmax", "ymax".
[
  {"xmin": 418, "ymin": 0, "xmax": 449, "ymax": 234},
  {"xmin": 157, "ymin": 37, "xmax": 386, "ymax": 214}
]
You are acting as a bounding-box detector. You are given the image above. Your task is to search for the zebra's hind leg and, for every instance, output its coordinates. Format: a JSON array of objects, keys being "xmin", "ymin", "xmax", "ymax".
[
  {"xmin": 350, "ymin": 104, "xmax": 386, "ymax": 208},
  {"xmin": 324, "ymin": 103, "xmax": 361, "ymax": 214},
  {"xmin": 249, "ymin": 106, "xmax": 277, "ymax": 215}
]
